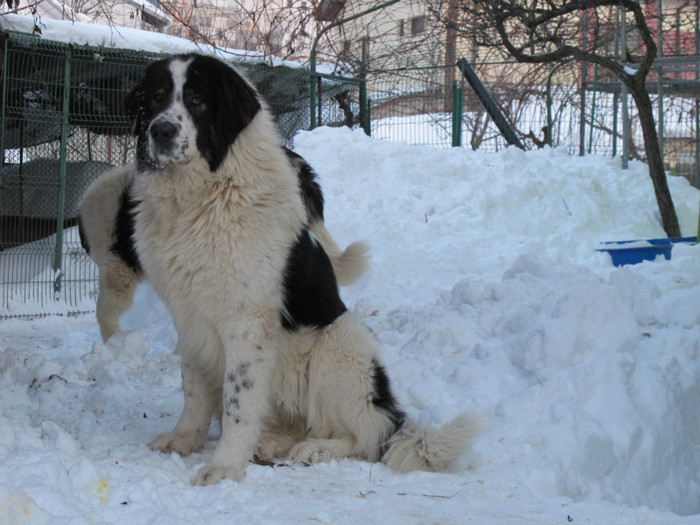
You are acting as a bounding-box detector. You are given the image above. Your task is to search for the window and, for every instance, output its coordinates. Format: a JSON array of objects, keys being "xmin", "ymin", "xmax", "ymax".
[
  {"xmin": 411, "ymin": 16, "xmax": 425, "ymax": 36},
  {"xmin": 398, "ymin": 19, "xmax": 405, "ymax": 37}
]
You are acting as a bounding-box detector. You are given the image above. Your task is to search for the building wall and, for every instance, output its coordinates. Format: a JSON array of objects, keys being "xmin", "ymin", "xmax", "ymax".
[{"xmin": 328, "ymin": 0, "xmax": 446, "ymax": 71}]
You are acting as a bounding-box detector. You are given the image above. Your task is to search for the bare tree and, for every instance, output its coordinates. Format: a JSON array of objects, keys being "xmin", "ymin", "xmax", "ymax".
[
  {"xmin": 443, "ymin": 0, "xmax": 680, "ymax": 237},
  {"xmin": 155, "ymin": 1, "xmax": 321, "ymax": 61}
]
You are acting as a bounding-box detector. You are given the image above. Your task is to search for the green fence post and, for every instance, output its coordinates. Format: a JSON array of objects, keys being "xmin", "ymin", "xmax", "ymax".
[
  {"xmin": 587, "ymin": 64, "xmax": 598, "ymax": 154},
  {"xmin": 309, "ymin": 71, "xmax": 317, "ymax": 130},
  {"xmin": 451, "ymin": 78, "xmax": 463, "ymax": 147},
  {"xmin": 359, "ymin": 62, "xmax": 370, "ymax": 136},
  {"xmin": 366, "ymin": 96, "xmax": 371, "ymax": 136},
  {"xmin": 53, "ymin": 47, "xmax": 71, "ymax": 297},
  {"xmin": 0, "ymin": 37, "xmax": 7, "ymax": 219},
  {"xmin": 316, "ymin": 75, "xmax": 322, "ymax": 127}
]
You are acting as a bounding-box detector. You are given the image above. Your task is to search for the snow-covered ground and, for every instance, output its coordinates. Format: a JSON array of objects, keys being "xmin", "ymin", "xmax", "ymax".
[{"xmin": 2, "ymin": 126, "xmax": 700, "ymax": 524}]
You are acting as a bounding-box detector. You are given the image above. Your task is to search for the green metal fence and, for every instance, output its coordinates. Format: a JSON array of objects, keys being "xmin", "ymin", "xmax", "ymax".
[
  {"xmin": 0, "ymin": 34, "xmax": 151, "ymax": 316},
  {"xmin": 0, "ymin": 30, "xmax": 360, "ymax": 318},
  {"xmin": 364, "ymin": 60, "xmax": 700, "ymax": 186}
]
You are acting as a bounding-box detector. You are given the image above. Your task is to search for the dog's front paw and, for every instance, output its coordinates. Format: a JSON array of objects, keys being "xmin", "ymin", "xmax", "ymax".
[
  {"xmin": 149, "ymin": 431, "xmax": 201, "ymax": 456},
  {"xmin": 194, "ymin": 463, "xmax": 246, "ymax": 486}
]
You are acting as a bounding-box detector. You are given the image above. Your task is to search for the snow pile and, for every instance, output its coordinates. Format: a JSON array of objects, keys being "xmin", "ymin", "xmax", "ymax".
[{"xmin": 1, "ymin": 127, "xmax": 700, "ymax": 523}]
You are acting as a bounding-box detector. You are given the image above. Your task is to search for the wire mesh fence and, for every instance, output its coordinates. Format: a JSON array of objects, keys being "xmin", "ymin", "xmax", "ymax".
[
  {"xmin": 365, "ymin": 60, "xmax": 700, "ymax": 188},
  {"xmin": 0, "ymin": 36, "xmax": 146, "ymax": 316},
  {"xmin": 0, "ymin": 30, "xmax": 359, "ymax": 318}
]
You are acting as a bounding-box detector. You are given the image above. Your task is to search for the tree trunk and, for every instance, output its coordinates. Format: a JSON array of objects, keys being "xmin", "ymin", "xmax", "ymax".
[
  {"xmin": 444, "ymin": 0, "xmax": 459, "ymax": 112},
  {"xmin": 628, "ymin": 81, "xmax": 681, "ymax": 238}
]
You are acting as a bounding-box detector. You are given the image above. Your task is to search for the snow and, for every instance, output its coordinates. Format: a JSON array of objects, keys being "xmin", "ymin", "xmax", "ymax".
[
  {"xmin": 2, "ymin": 126, "xmax": 700, "ymax": 523},
  {"xmin": 0, "ymin": 13, "xmax": 339, "ymax": 73},
  {"xmin": 0, "ymin": 12, "xmax": 216, "ymax": 55}
]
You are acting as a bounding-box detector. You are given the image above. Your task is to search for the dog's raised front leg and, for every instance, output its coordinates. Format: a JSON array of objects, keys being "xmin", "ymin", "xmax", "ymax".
[
  {"xmin": 194, "ymin": 322, "xmax": 275, "ymax": 485},
  {"xmin": 149, "ymin": 346, "xmax": 218, "ymax": 456}
]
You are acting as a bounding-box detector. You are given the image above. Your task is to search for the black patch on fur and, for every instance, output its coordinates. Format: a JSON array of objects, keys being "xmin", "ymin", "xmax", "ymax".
[
  {"xmin": 109, "ymin": 183, "xmax": 142, "ymax": 274},
  {"xmin": 226, "ymin": 363, "xmax": 254, "ymax": 405},
  {"xmin": 225, "ymin": 364, "xmax": 253, "ymax": 424},
  {"xmin": 370, "ymin": 358, "xmax": 406, "ymax": 455},
  {"xmin": 370, "ymin": 359, "xmax": 406, "ymax": 427},
  {"xmin": 281, "ymin": 229, "xmax": 347, "ymax": 331},
  {"xmin": 125, "ymin": 53, "xmax": 261, "ymax": 173},
  {"xmin": 284, "ymin": 148, "xmax": 324, "ymax": 223},
  {"xmin": 224, "ymin": 393, "xmax": 241, "ymax": 423}
]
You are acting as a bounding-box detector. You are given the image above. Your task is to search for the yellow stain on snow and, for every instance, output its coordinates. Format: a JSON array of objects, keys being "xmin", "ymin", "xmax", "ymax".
[
  {"xmin": 96, "ymin": 478, "xmax": 110, "ymax": 505},
  {"xmin": 0, "ymin": 489, "xmax": 49, "ymax": 522}
]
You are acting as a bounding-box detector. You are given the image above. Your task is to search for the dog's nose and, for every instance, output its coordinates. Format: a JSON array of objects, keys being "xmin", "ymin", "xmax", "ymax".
[{"xmin": 150, "ymin": 120, "xmax": 178, "ymax": 148}]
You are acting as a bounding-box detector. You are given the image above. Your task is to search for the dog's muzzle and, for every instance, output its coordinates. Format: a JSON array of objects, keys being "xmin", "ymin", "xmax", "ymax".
[
  {"xmin": 145, "ymin": 113, "xmax": 194, "ymax": 170},
  {"xmin": 149, "ymin": 119, "xmax": 179, "ymax": 158}
]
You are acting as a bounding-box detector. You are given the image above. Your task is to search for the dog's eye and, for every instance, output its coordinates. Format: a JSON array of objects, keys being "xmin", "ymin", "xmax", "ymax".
[
  {"xmin": 153, "ymin": 89, "xmax": 166, "ymax": 104},
  {"xmin": 190, "ymin": 95, "xmax": 203, "ymax": 106}
]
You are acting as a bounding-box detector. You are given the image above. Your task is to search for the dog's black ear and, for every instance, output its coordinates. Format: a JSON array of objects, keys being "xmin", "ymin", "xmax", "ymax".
[
  {"xmin": 199, "ymin": 58, "xmax": 262, "ymax": 171},
  {"xmin": 216, "ymin": 62, "xmax": 261, "ymax": 145}
]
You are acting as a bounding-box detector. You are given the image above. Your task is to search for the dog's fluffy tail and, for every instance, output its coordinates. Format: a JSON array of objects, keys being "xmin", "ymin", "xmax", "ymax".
[
  {"xmin": 381, "ymin": 413, "xmax": 485, "ymax": 473},
  {"xmin": 331, "ymin": 240, "xmax": 370, "ymax": 286},
  {"xmin": 310, "ymin": 219, "xmax": 370, "ymax": 286}
]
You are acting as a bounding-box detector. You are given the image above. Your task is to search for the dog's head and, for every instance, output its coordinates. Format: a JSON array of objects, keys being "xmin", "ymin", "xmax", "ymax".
[{"xmin": 125, "ymin": 53, "xmax": 261, "ymax": 173}]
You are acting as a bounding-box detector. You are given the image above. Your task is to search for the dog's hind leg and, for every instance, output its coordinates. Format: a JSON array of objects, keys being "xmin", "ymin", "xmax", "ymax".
[
  {"xmin": 287, "ymin": 437, "xmax": 355, "ymax": 464},
  {"xmin": 256, "ymin": 432, "xmax": 298, "ymax": 461},
  {"xmin": 293, "ymin": 312, "xmax": 402, "ymax": 465},
  {"xmin": 256, "ymin": 407, "xmax": 308, "ymax": 461}
]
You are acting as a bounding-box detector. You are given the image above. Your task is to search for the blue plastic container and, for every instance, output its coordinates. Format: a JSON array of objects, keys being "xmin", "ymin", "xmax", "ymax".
[{"xmin": 596, "ymin": 236, "xmax": 697, "ymax": 267}]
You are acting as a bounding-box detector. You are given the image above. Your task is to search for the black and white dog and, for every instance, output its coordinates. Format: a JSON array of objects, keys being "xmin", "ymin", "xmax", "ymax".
[
  {"xmin": 79, "ymin": 148, "xmax": 369, "ymax": 342},
  {"xmin": 101, "ymin": 53, "xmax": 482, "ymax": 485}
]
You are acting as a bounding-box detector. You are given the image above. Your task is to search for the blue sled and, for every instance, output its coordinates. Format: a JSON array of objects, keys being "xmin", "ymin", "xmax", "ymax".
[{"xmin": 596, "ymin": 237, "xmax": 698, "ymax": 267}]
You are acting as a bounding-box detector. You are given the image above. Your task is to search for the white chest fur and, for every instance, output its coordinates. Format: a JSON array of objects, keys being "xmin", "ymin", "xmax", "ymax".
[{"xmin": 131, "ymin": 114, "xmax": 305, "ymax": 331}]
